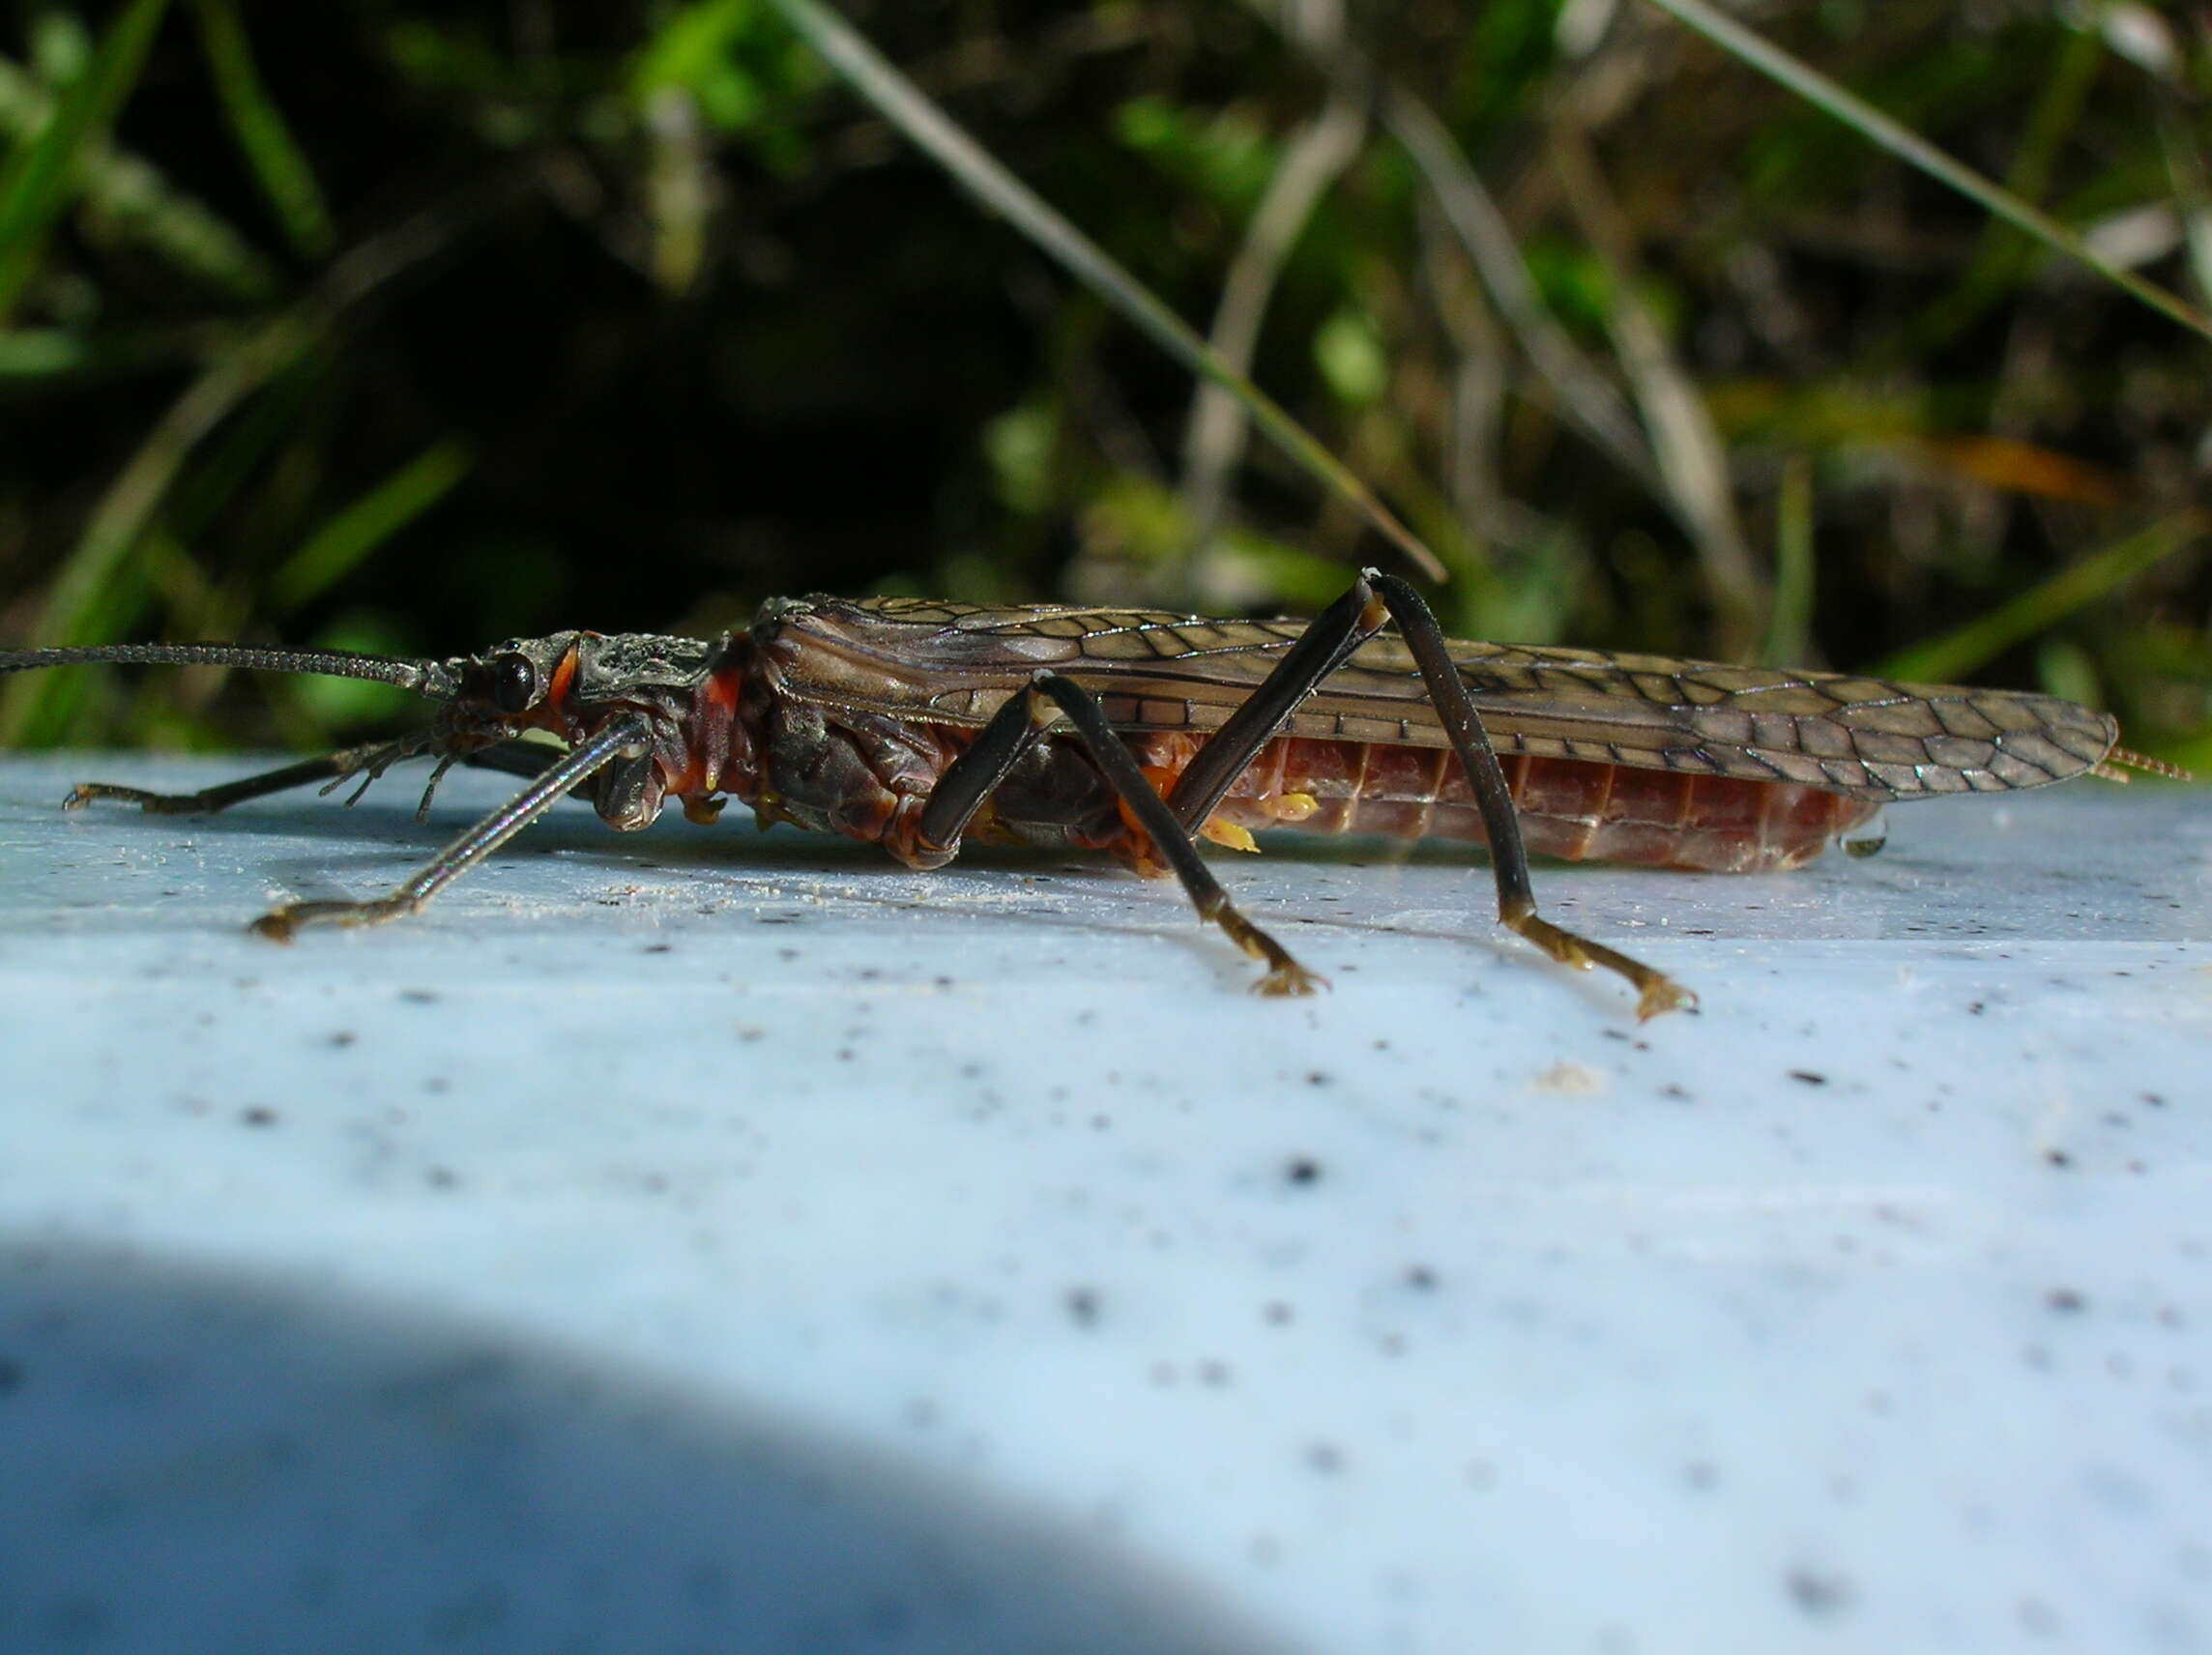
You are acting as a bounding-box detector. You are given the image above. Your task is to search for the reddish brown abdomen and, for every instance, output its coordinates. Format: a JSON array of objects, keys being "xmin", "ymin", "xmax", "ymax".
[{"xmin": 1189, "ymin": 736, "xmax": 1879, "ymax": 873}]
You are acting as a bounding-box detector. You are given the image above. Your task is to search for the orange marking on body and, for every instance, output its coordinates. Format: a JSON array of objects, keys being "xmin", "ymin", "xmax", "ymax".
[
  {"xmin": 541, "ymin": 647, "xmax": 579, "ymax": 715},
  {"xmin": 514, "ymin": 645, "xmax": 586, "ymax": 740},
  {"xmin": 663, "ymin": 660, "xmax": 749, "ymax": 798},
  {"xmin": 1201, "ymin": 818, "xmax": 1260, "ymax": 852},
  {"xmin": 1111, "ymin": 758, "xmax": 1188, "ymax": 878},
  {"xmin": 698, "ymin": 661, "xmax": 742, "ymax": 719}
]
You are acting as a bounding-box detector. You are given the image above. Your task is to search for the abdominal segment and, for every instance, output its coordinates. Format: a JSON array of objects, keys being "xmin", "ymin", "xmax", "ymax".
[{"xmin": 1147, "ymin": 734, "xmax": 1880, "ymax": 874}]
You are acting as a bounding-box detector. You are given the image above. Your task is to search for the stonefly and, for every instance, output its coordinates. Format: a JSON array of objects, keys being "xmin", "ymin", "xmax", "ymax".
[{"xmin": 3, "ymin": 571, "xmax": 2172, "ymax": 1019}]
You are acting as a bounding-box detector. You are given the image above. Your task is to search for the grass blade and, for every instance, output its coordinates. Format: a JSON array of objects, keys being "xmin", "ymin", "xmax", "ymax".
[
  {"xmin": 269, "ymin": 438, "xmax": 473, "ymax": 611},
  {"xmin": 191, "ymin": 0, "xmax": 335, "ymax": 260},
  {"xmin": 0, "ymin": 310, "xmax": 320, "ymax": 744},
  {"xmin": 1382, "ymin": 85, "xmax": 1653, "ymax": 490},
  {"xmin": 1, "ymin": 186, "xmax": 515, "ymax": 743},
  {"xmin": 759, "ymin": 0, "xmax": 1445, "ymax": 582},
  {"xmin": 0, "ymin": 54, "xmax": 276, "ymax": 301},
  {"xmin": 1180, "ymin": 68, "xmax": 1367, "ymax": 556},
  {"xmin": 0, "ymin": 0, "xmax": 172, "ymax": 318},
  {"xmin": 1762, "ymin": 454, "xmax": 1815, "ymax": 668},
  {"xmin": 1548, "ymin": 126, "xmax": 1765, "ymax": 653},
  {"xmin": 1869, "ymin": 514, "xmax": 2203, "ymax": 684},
  {"xmin": 1641, "ymin": 0, "xmax": 2212, "ymax": 346}
]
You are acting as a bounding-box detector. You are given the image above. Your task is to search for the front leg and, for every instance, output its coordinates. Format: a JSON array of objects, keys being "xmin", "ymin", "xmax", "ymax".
[
  {"xmin": 251, "ymin": 718, "xmax": 647, "ymax": 941},
  {"xmin": 63, "ymin": 738, "xmax": 431, "ymax": 817}
]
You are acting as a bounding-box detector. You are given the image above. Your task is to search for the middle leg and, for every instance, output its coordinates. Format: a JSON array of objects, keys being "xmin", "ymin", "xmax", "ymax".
[{"xmin": 911, "ymin": 673, "xmax": 1324, "ymax": 994}]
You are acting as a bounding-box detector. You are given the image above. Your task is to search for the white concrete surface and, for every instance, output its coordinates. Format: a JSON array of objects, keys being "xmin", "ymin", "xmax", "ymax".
[{"xmin": 1, "ymin": 754, "xmax": 2207, "ymax": 1653}]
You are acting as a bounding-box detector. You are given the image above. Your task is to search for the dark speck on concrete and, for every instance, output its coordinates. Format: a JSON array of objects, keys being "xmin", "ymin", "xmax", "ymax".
[
  {"xmin": 2045, "ymin": 1149, "xmax": 2074, "ymax": 1169},
  {"xmin": 426, "ymin": 1166, "xmax": 459, "ymax": 1190},
  {"xmin": 2017, "ymin": 1596, "xmax": 2059, "ymax": 1637},
  {"xmin": 241, "ymin": 1107, "xmax": 277, "ymax": 1127},
  {"xmin": 643, "ymin": 943, "xmax": 672, "ymax": 954},
  {"xmin": 1284, "ymin": 1157, "xmax": 1323, "ymax": 1186},
  {"xmin": 398, "ymin": 989, "xmax": 438, "ymax": 1005},
  {"xmin": 2046, "ymin": 1288, "xmax": 2086, "ymax": 1314},
  {"xmin": 1788, "ymin": 1070, "xmax": 1828, "ymax": 1087},
  {"xmin": 1785, "ymin": 1567, "xmax": 1855, "ymax": 1617},
  {"xmin": 1064, "ymin": 1288, "xmax": 1100, "ymax": 1327},
  {"xmin": 1304, "ymin": 1441, "xmax": 1346, "ymax": 1475},
  {"xmin": 1405, "ymin": 1264, "xmax": 1439, "ymax": 1291},
  {"xmin": 1262, "ymin": 1300, "xmax": 1295, "ymax": 1326},
  {"xmin": 327, "ymin": 1031, "xmax": 356, "ymax": 1048}
]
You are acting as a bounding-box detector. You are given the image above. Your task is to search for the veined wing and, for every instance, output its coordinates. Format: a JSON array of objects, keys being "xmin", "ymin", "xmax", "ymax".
[{"xmin": 768, "ymin": 595, "xmax": 2118, "ymax": 801}]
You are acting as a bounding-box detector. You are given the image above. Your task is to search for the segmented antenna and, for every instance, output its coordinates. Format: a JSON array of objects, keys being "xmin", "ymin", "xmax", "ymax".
[{"xmin": 0, "ymin": 643, "xmax": 451, "ymax": 696}]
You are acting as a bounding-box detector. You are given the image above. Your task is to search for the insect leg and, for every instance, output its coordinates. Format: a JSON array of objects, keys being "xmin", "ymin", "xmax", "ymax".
[
  {"xmin": 458, "ymin": 740, "xmax": 568, "ymax": 782},
  {"xmin": 1166, "ymin": 571, "xmax": 1388, "ymax": 831},
  {"xmin": 916, "ymin": 673, "xmax": 1323, "ymax": 995},
  {"xmin": 1366, "ymin": 573, "xmax": 1693, "ymax": 1020},
  {"xmin": 1159, "ymin": 568, "xmax": 1689, "ymax": 1015},
  {"xmin": 910, "ymin": 682, "xmax": 1058, "ymax": 860},
  {"xmin": 411, "ymin": 739, "xmax": 590, "ymax": 820},
  {"xmin": 250, "ymin": 714, "xmax": 647, "ymax": 942},
  {"xmin": 63, "ymin": 740, "xmax": 428, "ymax": 817}
]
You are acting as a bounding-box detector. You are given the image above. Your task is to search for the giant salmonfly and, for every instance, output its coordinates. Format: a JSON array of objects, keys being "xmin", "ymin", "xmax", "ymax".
[{"xmin": 1, "ymin": 570, "xmax": 2173, "ymax": 1018}]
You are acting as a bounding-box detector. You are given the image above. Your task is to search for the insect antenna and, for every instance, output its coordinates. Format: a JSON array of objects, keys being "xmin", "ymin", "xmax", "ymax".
[{"xmin": 0, "ymin": 642, "xmax": 454, "ymax": 697}]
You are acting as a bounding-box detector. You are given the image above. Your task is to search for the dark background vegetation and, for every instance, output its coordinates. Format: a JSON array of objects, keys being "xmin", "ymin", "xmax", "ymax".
[{"xmin": 1, "ymin": 0, "xmax": 2206, "ymax": 767}]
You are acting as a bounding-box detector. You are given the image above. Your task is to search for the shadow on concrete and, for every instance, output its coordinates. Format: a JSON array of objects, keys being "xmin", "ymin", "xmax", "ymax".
[{"xmin": 0, "ymin": 1238, "xmax": 1291, "ymax": 1655}]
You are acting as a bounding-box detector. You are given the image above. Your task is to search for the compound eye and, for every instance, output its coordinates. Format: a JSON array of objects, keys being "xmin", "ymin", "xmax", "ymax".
[{"xmin": 489, "ymin": 653, "xmax": 538, "ymax": 713}]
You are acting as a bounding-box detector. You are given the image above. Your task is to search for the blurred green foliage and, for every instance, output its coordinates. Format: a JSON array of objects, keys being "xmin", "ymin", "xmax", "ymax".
[{"xmin": 0, "ymin": 0, "xmax": 2205, "ymax": 768}]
